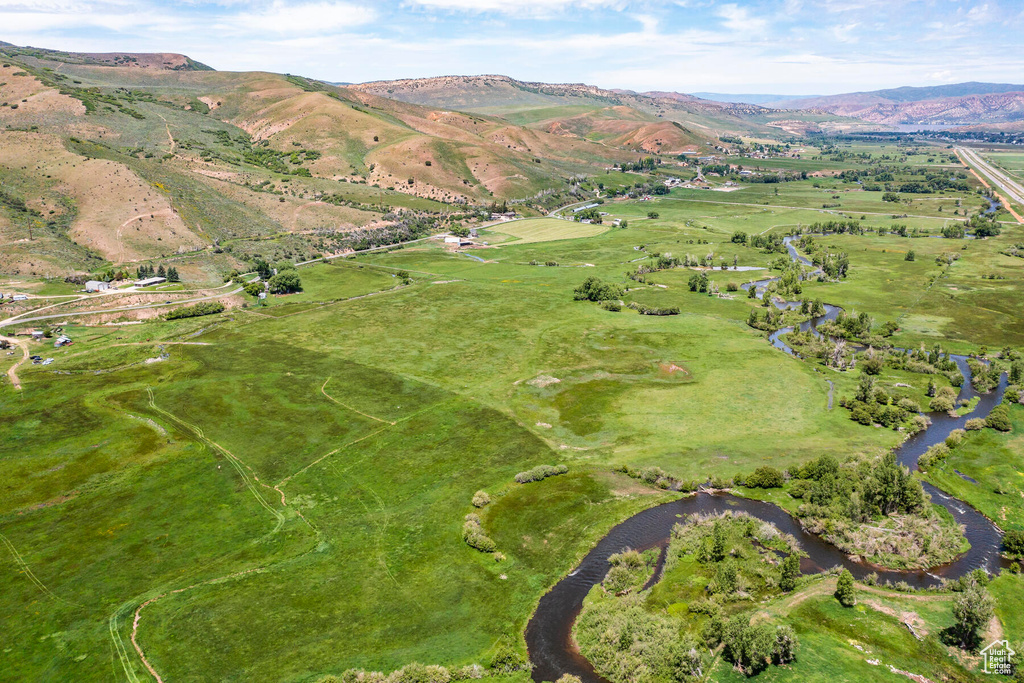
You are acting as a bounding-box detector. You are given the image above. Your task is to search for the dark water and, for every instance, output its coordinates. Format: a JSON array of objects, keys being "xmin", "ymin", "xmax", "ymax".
[{"xmin": 526, "ymin": 235, "xmax": 1010, "ymax": 683}]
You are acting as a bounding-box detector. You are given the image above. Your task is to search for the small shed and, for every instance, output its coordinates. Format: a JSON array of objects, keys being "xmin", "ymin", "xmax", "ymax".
[
  {"xmin": 54, "ymin": 335, "xmax": 72, "ymax": 348},
  {"xmin": 31, "ymin": 330, "xmax": 45, "ymax": 340},
  {"xmin": 86, "ymin": 280, "xmax": 110, "ymax": 292}
]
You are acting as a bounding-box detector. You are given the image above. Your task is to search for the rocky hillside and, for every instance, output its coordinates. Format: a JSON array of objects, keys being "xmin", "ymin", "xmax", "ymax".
[
  {"xmin": 771, "ymin": 82, "xmax": 1024, "ymax": 126},
  {"xmin": 0, "ymin": 45, "xmax": 650, "ymax": 279}
]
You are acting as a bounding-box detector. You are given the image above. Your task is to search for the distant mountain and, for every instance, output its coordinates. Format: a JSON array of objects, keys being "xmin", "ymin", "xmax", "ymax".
[
  {"xmin": 771, "ymin": 82, "xmax": 1024, "ymax": 127},
  {"xmin": 690, "ymin": 92, "xmax": 819, "ymax": 106},
  {"xmin": 0, "ymin": 42, "xmax": 213, "ymax": 70},
  {"xmin": 352, "ymin": 75, "xmax": 871, "ymax": 143}
]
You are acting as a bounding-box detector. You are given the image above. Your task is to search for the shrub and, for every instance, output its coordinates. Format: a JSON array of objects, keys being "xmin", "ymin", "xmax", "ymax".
[
  {"xmin": 647, "ymin": 211, "xmax": 659, "ymax": 219},
  {"xmin": 462, "ymin": 515, "xmax": 496, "ymax": 553},
  {"xmin": 745, "ymin": 466, "xmax": 784, "ymax": 489},
  {"xmin": 788, "ymin": 479, "xmax": 811, "ymax": 499},
  {"xmin": 471, "ymin": 490, "xmax": 490, "ymax": 508},
  {"xmin": 573, "ymin": 276, "xmax": 621, "ymax": 302},
  {"xmin": 268, "ymin": 270, "xmax": 302, "ymax": 293},
  {"xmin": 489, "ymin": 644, "xmax": 527, "ymax": 673},
  {"xmin": 945, "ymin": 429, "xmax": 966, "ymax": 449},
  {"xmin": 627, "ymin": 302, "xmax": 680, "ymax": 316},
  {"xmin": 600, "ymin": 300, "xmax": 622, "ymax": 312},
  {"xmin": 164, "ymin": 301, "xmax": 225, "ymax": 320},
  {"xmin": 965, "ymin": 417, "xmax": 986, "ymax": 430},
  {"xmin": 928, "ymin": 395, "xmax": 955, "ymax": 413},
  {"xmin": 1005, "ymin": 530, "xmax": 1024, "ymax": 556},
  {"xmin": 514, "ymin": 464, "xmax": 568, "ymax": 483},
  {"xmin": 918, "ymin": 443, "xmax": 949, "ymax": 470},
  {"xmin": 779, "ymin": 553, "xmax": 800, "ymax": 592},
  {"xmin": 555, "ymin": 676, "xmax": 582, "ymax": 683},
  {"xmin": 451, "ymin": 665, "xmax": 484, "ymax": 681},
  {"xmin": 835, "ymin": 569, "xmax": 856, "ymax": 606},
  {"xmin": 986, "ymin": 404, "xmax": 1012, "ymax": 432},
  {"xmin": 386, "ymin": 663, "xmax": 451, "ymax": 683},
  {"xmin": 726, "ymin": 282, "xmax": 739, "ymax": 292},
  {"xmin": 774, "ymin": 625, "xmax": 798, "ymax": 664}
]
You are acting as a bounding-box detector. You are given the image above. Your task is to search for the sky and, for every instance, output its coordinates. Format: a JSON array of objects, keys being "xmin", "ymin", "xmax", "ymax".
[{"xmin": 1, "ymin": 0, "xmax": 1022, "ymax": 95}]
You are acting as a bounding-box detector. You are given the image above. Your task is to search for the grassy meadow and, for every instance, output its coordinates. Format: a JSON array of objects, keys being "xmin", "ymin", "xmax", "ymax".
[{"xmin": 5, "ymin": 140, "xmax": 1024, "ymax": 682}]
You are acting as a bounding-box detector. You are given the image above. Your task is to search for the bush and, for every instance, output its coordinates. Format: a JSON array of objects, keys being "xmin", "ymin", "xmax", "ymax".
[
  {"xmin": 164, "ymin": 301, "xmax": 225, "ymax": 320},
  {"xmin": 268, "ymin": 270, "xmax": 302, "ymax": 293},
  {"xmin": 726, "ymin": 282, "xmax": 739, "ymax": 292},
  {"xmin": 647, "ymin": 211, "xmax": 659, "ymax": 219},
  {"xmin": 627, "ymin": 302, "xmax": 680, "ymax": 316},
  {"xmin": 945, "ymin": 429, "xmax": 966, "ymax": 449},
  {"xmin": 1004, "ymin": 530, "xmax": 1024, "ymax": 557},
  {"xmin": 965, "ymin": 417, "xmax": 986, "ymax": 430},
  {"xmin": 779, "ymin": 553, "xmax": 800, "ymax": 592},
  {"xmin": 600, "ymin": 300, "xmax": 621, "ymax": 312},
  {"xmin": 745, "ymin": 466, "xmax": 784, "ymax": 489},
  {"xmin": 835, "ymin": 569, "xmax": 856, "ymax": 606},
  {"xmin": 488, "ymin": 644, "xmax": 527, "ymax": 673},
  {"xmin": 573, "ymin": 276, "xmax": 622, "ymax": 302},
  {"xmin": 462, "ymin": 515, "xmax": 496, "ymax": 553},
  {"xmin": 386, "ymin": 663, "xmax": 451, "ymax": 683},
  {"xmin": 929, "ymin": 395, "xmax": 955, "ymax": 413},
  {"xmin": 986, "ymin": 404, "xmax": 1012, "ymax": 432},
  {"xmin": 471, "ymin": 490, "xmax": 490, "ymax": 508},
  {"xmin": 514, "ymin": 464, "xmax": 568, "ymax": 483}
]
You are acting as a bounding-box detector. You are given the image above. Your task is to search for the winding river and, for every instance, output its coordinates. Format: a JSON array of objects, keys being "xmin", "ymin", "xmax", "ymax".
[{"xmin": 525, "ymin": 235, "xmax": 1011, "ymax": 683}]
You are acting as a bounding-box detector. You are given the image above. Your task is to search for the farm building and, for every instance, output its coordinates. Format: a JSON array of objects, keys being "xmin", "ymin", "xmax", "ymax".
[
  {"xmin": 31, "ymin": 330, "xmax": 45, "ymax": 340},
  {"xmin": 54, "ymin": 335, "xmax": 72, "ymax": 348},
  {"xmin": 13, "ymin": 294, "xmax": 28, "ymax": 301},
  {"xmin": 86, "ymin": 280, "xmax": 110, "ymax": 292},
  {"xmin": 444, "ymin": 236, "xmax": 472, "ymax": 246},
  {"xmin": 135, "ymin": 277, "xmax": 167, "ymax": 287}
]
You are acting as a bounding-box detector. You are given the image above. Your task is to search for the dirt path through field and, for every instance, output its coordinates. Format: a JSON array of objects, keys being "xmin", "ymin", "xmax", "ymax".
[
  {"xmin": 1, "ymin": 335, "xmax": 29, "ymax": 390},
  {"xmin": 115, "ymin": 209, "xmax": 176, "ymax": 265},
  {"xmin": 320, "ymin": 377, "xmax": 395, "ymax": 424},
  {"xmin": 157, "ymin": 114, "xmax": 176, "ymax": 155}
]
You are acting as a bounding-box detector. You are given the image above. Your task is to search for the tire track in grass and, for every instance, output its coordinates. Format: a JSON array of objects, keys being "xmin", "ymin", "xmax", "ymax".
[
  {"xmin": 109, "ymin": 605, "xmax": 143, "ymax": 683},
  {"xmin": 119, "ymin": 393, "xmax": 440, "ymax": 680},
  {"xmin": 111, "ymin": 389, "xmax": 300, "ymax": 682},
  {"xmin": 321, "ymin": 377, "xmax": 396, "ymax": 424},
  {"xmin": 146, "ymin": 388, "xmax": 283, "ymax": 529},
  {"xmin": 0, "ymin": 532, "xmax": 81, "ymax": 607}
]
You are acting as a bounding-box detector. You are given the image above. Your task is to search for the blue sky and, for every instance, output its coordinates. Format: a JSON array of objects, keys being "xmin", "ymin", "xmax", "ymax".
[{"xmin": 1, "ymin": 0, "xmax": 1021, "ymax": 95}]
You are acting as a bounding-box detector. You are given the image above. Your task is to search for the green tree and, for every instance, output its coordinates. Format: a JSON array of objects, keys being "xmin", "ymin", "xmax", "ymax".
[
  {"xmin": 711, "ymin": 521, "xmax": 727, "ymax": 561},
  {"xmin": 835, "ymin": 569, "xmax": 855, "ymax": 606},
  {"xmin": 986, "ymin": 404, "xmax": 1012, "ymax": 432},
  {"xmin": 780, "ymin": 554, "xmax": 800, "ymax": 592},
  {"xmin": 254, "ymin": 259, "xmax": 273, "ymax": 280},
  {"xmin": 268, "ymin": 270, "xmax": 302, "ymax": 294},
  {"xmin": 904, "ymin": 250, "xmax": 915, "ymax": 261},
  {"xmin": 953, "ymin": 581, "xmax": 994, "ymax": 650}
]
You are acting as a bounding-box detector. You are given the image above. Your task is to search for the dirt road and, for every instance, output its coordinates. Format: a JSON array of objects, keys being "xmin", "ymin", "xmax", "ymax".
[{"xmin": 1, "ymin": 335, "xmax": 29, "ymax": 390}]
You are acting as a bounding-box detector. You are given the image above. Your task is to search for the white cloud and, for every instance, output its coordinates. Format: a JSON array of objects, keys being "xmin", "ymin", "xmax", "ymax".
[
  {"xmin": 402, "ymin": 0, "xmax": 626, "ymax": 15},
  {"xmin": 232, "ymin": 1, "xmax": 375, "ymax": 33},
  {"xmin": 716, "ymin": 3, "xmax": 767, "ymax": 33}
]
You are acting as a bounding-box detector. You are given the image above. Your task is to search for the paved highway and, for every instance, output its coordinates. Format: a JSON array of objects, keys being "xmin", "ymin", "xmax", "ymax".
[{"xmin": 957, "ymin": 147, "xmax": 1024, "ymax": 221}]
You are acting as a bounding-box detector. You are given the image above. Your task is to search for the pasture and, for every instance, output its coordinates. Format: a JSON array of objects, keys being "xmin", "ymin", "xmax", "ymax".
[{"xmin": 4, "ymin": 143, "xmax": 1024, "ymax": 682}]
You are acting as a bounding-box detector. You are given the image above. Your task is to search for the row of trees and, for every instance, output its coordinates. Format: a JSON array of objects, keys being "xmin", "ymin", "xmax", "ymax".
[{"xmin": 137, "ymin": 263, "xmax": 180, "ymax": 282}]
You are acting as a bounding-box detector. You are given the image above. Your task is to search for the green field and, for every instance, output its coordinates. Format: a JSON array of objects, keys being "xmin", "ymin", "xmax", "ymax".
[
  {"xmin": 5, "ymin": 137, "xmax": 1024, "ymax": 682},
  {"xmin": 484, "ymin": 217, "xmax": 610, "ymax": 244}
]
